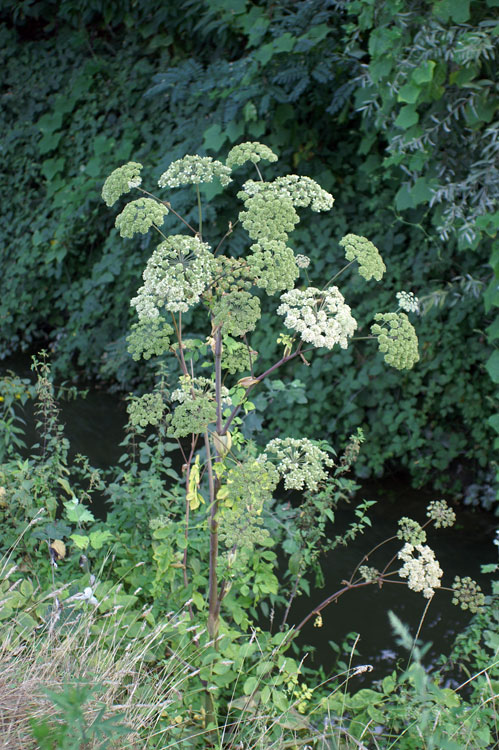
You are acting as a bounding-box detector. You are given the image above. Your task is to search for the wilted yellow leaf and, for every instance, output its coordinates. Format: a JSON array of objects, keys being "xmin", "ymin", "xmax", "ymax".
[
  {"xmin": 50, "ymin": 540, "xmax": 66, "ymax": 560},
  {"xmin": 236, "ymin": 376, "xmax": 260, "ymax": 389}
]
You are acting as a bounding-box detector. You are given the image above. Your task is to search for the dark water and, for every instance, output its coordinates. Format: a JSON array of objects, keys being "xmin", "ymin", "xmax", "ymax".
[
  {"xmin": 1, "ymin": 354, "xmax": 497, "ymax": 682},
  {"xmin": 287, "ymin": 480, "xmax": 496, "ymax": 683}
]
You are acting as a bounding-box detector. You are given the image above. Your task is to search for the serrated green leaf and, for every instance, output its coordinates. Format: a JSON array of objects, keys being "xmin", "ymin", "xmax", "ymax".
[
  {"xmin": 20, "ymin": 579, "xmax": 34, "ymax": 598},
  {"xmin": 57, "ymin": 477, "xmax": 73, "ymax": 496},
  {"xmin": 89, "ymin": 530, "xmax": 114, "ymax": 549},
  {"xmin": 348, "ymin": 688, "xmax": 383, "ymax": 709},
  {"xmin": 70, "ymin": 534, "xmax": 90, "ymax": 550},
  {"xmin": 64, "ymin": 500, "xmax": 95, "ymax": 524}
]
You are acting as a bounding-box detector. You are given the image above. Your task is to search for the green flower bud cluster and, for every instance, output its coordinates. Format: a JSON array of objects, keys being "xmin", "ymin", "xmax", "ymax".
[
  {"xmin": 212, "ymin": 290, "xmax": 261, "ymax": 337},
  {"xmin": 218, "ymin": 506, "xmax": 270, "ymax": 557},
  {"xmin": 359, "ymin": 565, "xmax": 380, "ymax": 583},
  {"xmin": 212, "ymin": 256, "xmax": 255, "ymax": 294},
  {"xmin": 158, "ymin": 155, "xmax": 232, "ymax": 188},
  {"xmin": 102, "ymin": 161, "xmax": 143, "ymax": 207},
  {"xmin": 128, "ymin": 391, "xmax": 168, "ymax": 428},
  {"xmin": 171, "ymin": 375, "xmax": 231, "ymax": 406},
  {"xmin": 169, "ymin": 376, "xmax": 231, "ymax": 438},
  {"xmin": 263, "ymin": 437, "xmax": 335, "ymax": 492},
  {"xmin": 397, "ymin": 517, "xmax": 427, "ymax": 545},
  {"xmin": 338, "ymin": 427, "xmax": 365, "ymax": 471},
  {"xmin": 224, "ymin": 458, "xmax": 279, "ymax": 513},
  {"xmin": 115, "ymin": 198, "xmax": 168, "ymax": 239},
  {"xmin": 239, "ymin": 191, "xmax": 300, "ymax": 243},
  {"xmin": 169, "ymin": 398, "xmax": 217, "ymax": 438},
  {"xmin": 226, "ymin": 141, "xmax": 278, "ymax": 168},
  {"xmin": 238, "ymin": 176, "xmax": 333, "ymax": 213},
  {"xmin": 451, "ymin": 576, "xmax": 485, "ymax": 613},
  {"xmin": 339, "ymin": 234, "xmax": 386, "ymax": 281},
  {"xmin": 127, "ymin": 317, "xmax": 174, "ymax": 361},
  {"xmin": 222, "ymin": 338, "xmax": 258, "ymax": 374},
  {"xmin": 371, "ymin": 312, "xmax": 419, "ymax": 370},
  {"xmin": 131, "ymin": 235, "xmax": 215, "ymax": 318},
  {"xmin": 426, "ymin": 499, "xmax": 456, "ymax": 528},
  {"xmin": 248, "ymin": 240, "xmax": 299, "ymax": 295}
]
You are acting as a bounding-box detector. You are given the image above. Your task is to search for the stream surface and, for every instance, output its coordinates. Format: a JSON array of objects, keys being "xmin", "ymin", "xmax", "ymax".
[{"xmin": 1, "ymin": 354, "xmax": 497, "ymax": 684}]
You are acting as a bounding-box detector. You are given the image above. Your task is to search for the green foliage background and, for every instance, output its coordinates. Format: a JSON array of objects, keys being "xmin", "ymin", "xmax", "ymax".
[{"xmin": 1, "ymin": 0, "xmax": 497, "ymax": 495}]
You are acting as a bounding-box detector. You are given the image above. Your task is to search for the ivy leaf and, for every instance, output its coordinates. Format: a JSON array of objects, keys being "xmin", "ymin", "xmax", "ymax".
[
  {"xmin": 411, "ymin": 60, "xmax": 436, "ymax": 85},
  {"xmin": 202, "ymin": 123, "xmax": 227, "ymax": 153},
  {"xmin": 485, "ymin": 350, "xmax": 499, "ymax": 383},
  {"xmin": 395, "ymin": 184, "xmax": 414, "ymax": 211},
  {"xmin": 397, "ymin": 83, "xmax": 421, "ymax": 104},
  {"xmin": 394, "ymin": 105, "xmax": 419, "ymax": 129},
  {"xmin": 433, "ymin": 0, "xmax": 471, "ymax": 23}
]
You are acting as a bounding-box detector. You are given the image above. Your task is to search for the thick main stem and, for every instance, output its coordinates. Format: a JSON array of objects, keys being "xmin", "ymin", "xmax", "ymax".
[{"xmin": 204, "ymin": 432, "xmax": 218, "ymax": 633}]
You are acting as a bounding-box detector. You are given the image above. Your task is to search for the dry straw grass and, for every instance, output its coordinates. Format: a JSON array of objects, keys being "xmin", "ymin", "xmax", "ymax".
[{"xmin": 0, "ymin": 602, "xmax": 198, "ymax": 750}]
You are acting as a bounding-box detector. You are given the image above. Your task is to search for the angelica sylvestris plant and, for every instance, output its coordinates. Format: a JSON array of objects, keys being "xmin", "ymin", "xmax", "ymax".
[{"xmin": 102, "ymin": 142, "xmax": 422, "ymax": 667}]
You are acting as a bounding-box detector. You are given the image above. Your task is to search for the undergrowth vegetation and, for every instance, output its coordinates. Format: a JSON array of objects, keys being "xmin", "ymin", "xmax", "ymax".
[{"xmin": 0, "ymin": 355, "xmax": 497, "ymax": 748}]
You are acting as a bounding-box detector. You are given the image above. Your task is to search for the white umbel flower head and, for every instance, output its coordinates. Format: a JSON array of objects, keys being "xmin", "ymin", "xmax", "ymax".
[
  {"xmin": 131, "ymin": 235, "xmax": 215, "ymax": 319},
  {"xmin": 158, "ymin": 155, "xmax": 232, "ymax": 188},
  {"xmin": 264, "ymin": 437, "xmax": 335, "ymax": 492},
  {"xmin": 277, "ymin": 287, "xmax": 357, "ymax": 350},
  {"xmin": 396, "ymin": 290, "xmax": 420, "ymax": 314},
  {"xmin": 398, "ymin": 543, "xmax": 443, "ymax": 598}
]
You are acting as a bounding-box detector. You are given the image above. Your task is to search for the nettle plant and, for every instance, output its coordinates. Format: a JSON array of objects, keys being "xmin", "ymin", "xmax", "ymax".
[{"xmin": 100, "ymin": 143, "xmax": 484, "ymax": 721}]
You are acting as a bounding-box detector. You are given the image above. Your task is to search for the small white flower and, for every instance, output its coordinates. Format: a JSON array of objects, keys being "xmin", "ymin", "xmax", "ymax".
[
  {"xmin": 295, "ymin": 254, "xmax": 310, "ymax": 269},
  {"xmin": 396, "ymin": 290, "xmax": 420, "ymax": 314}
]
